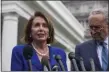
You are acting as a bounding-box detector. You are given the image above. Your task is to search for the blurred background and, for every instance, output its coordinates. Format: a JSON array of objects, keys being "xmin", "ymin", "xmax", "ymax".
[{"xmin": 1, "ymin": 0, "xmax": 108, "ymax": 71}]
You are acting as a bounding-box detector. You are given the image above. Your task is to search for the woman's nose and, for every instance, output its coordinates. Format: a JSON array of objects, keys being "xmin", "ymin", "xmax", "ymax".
[
  {"xmin": 39, "ymin": 25, "xmax": 44, "ymax": 31},
  {"xmin": 39, "ymin": 25, "xmax": 43, "ymax": 29}
]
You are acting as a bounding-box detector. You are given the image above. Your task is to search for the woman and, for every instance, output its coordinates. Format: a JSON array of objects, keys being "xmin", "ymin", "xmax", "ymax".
[{"xmin": 11, "ymin": 11, "xmax": 67, "ymax": 71}]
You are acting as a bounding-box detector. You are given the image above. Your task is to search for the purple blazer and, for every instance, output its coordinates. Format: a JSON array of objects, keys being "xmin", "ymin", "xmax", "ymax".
[{"xmin": 11, "ymin": 44, "xmax": 67, "ymax": 71}]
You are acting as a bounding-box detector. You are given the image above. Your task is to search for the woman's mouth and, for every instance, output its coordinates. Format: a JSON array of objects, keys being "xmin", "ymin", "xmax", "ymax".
[{"xmin": 37, "ymin": 33, "xmax": 45, "ymax": 37}]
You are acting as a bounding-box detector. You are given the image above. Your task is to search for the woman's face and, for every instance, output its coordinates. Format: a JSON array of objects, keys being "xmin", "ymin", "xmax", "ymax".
[{"xmin": 31, "ymin": 16, "xmax": 49, "ymax": 42}]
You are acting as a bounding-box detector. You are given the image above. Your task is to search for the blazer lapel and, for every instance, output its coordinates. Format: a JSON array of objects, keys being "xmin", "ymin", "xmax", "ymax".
[
  {"xmin": 31, "ymin": 48, "xmax": 43, "ymax": 70},
  {"xmin": 90, "ymin": 40, "xmax": 102, "ymax": 70},
  {"xmin": 48, "ymin": 46, "xmax": 57, "ymax": 68},
  {"xmin": 27, "ymin": 44, "xmax": 43, "ymax": 70},
  {"xmin": 31, "ymin": 46, "xmax": 57, "ymax": 70}
]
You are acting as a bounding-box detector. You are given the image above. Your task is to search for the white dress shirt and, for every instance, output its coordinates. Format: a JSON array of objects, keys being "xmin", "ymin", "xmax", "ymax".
[{"xmin": 97, "ymin": 37, "xmax": 108, "ymax": 67}]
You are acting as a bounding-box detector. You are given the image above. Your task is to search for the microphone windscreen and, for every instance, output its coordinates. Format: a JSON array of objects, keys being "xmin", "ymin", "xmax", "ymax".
[
  {"xmin": 89, "ymin": 58, "xmax": 95, "ymax": 71},
  {"xmin": 68, "ymin": 52, "xmax": 75, "ymax": 60},
  {"xmin": 23, "ymin": 45, "xmax": 33, "ymax": 60},
  {"xmin": 55, "ymin": 55, "xmax": 62, "ymax": 60},
  {"xmin": 41, "ymin": 56, "xmax": 49, "ymax": 66},
  {"xmin": 79, "ymin": 57, "xmax": 83, "ymax": 61}
]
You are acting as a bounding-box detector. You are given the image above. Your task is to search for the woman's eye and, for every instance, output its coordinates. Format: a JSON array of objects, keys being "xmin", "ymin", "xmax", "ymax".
[
  {"xmin": 43, "ymin": 23, "xmax": 48, "ymax": 27},
  {"xmin": 34, "ymin": 23, "xmax": 40, "ymax": 27},
  {"xmin": 32, "ymin": 23, "xmax": 48, "ymax": 28}
]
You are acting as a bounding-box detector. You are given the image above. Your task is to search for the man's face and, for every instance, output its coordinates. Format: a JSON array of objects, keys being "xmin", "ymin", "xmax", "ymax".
[{"xmin": 88, "ymin": 14, "xmax": 108, "ymax": 41}]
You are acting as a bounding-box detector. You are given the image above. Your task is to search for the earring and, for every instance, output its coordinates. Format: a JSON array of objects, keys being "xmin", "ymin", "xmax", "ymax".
[
  {"xmin": 48, "ymin": 36, "xmax": 50, "ymax": 39},
  {"xmin": 30, "ymin": 34, "xmax": 32, "ymax": 37}
]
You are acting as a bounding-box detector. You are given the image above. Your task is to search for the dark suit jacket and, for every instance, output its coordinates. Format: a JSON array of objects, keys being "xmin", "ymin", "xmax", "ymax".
[
  {"xmin": 75, "ymin": 40, "xmax": 109, "ymax": 71},
  {"xmin": 11, "ymin": 44, "xmax": 67, "ymax": 71}
]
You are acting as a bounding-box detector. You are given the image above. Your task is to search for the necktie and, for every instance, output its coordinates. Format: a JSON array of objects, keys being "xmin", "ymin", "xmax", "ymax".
[{"xmin": 101, "ymin": 42, "xmax": 108, "ymax": 71}]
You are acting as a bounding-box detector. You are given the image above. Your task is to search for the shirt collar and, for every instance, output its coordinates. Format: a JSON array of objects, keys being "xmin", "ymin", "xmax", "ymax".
[{"xmin": 104, "ymin": 37, "xmax": 108, "ymax": 45}]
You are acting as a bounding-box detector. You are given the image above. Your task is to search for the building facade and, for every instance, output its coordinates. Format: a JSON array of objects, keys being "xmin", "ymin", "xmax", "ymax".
[{"xmin": 62, "ymin": 1, "xmax": 108, "ymax": 41}]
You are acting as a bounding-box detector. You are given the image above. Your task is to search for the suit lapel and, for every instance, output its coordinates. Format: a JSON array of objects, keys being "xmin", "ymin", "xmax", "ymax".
[
  {"xmin": 90, "ymin": 40, "xmax": 102, "ymax": 70},
  {"xmin": 31, "ymin": 48, "xmax": 43, "ymax": 70},
  {"xmin": 30, "ymin": 46, "xmax": 57, "ymax": 70},
  {"xmin": 27, "ymin": 44, "xmax": 43, "ymax": 70},
  {"xmin": 48, "ymin": 46, "xmax": 57, "ymax": 68}
]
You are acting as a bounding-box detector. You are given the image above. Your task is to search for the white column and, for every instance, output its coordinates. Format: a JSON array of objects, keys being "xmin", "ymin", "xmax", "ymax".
[
  {"xmin": 0, "ymin": 11, "xmax": 1, "ymax": 72},
  {"xmin": 83, "ymin": 20, "xmax": 87, "ymax": 29},
  {"xmin": 2, "ymin": 12, "xmax": 19, "ymax": 71},
  {"xmin": 66, "ymin": 51, "xmax": 70, "ymax": 71},
  {"xmin": 80, "ymin": 20, "xmax": 84, "ymax": 27}
]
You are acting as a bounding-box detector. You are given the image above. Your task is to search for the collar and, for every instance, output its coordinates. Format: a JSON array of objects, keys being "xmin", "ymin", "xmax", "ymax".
[
  {"xmin": 96, "ymin": 37, "xmax": 108, "ymax": 45},
  {"xmin": 104, "ymin": 37, "xmax": 108, "ymax": 50},
  {"xmin": 104, "ymin": 37, "xmax": 108, "ymax": 45}
]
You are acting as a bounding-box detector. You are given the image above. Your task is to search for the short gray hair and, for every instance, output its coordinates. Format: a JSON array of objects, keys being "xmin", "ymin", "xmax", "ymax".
[{"xmin": 89, "ymin": 8, "xmax": 108, "ymax": 24}]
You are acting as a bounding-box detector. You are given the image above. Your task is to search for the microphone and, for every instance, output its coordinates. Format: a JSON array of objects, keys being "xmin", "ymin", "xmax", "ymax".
[
  {"xmin": 43, "ymin": 65, "xmax": 48, "ymax": 71},
  {"xmin": 52, "ymin": 64, "xmax": 59, "ymax": 71},
  {"xmin": 41, "ymin": 56, "xmax": 51, "ymax": 71},
  {"xmin": 68, "ymin": 52, "xmax": 79, "ymax": 71},
  {"xmin": 23, "ymin": 45, "xmax": 33, "ymax": 71},
  {"xmin": 79, "ymin": 57, "xmax": 86, "ymax": 71},
  {"xmin": 89, "ymin": 58, "xmax": 95, "ymax": 71},
  {"xmin": 54, "ymin": 55, "xmax": 65, "ymax": 71}
]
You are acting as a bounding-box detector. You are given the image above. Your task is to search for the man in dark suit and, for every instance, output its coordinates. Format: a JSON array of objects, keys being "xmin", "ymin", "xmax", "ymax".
[{"xmin": 75, "ymin": 9, "xmax": 109, "ymax": 71}]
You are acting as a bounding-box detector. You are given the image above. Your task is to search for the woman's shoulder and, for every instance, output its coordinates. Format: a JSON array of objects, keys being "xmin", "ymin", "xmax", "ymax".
[
  {"xmin": 12, "ymin": 44, "xmax": 27, "ymax": 52},
  {"xmin": 49, "ymin": 46, "xmax": 67, "ymax": 60}
]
